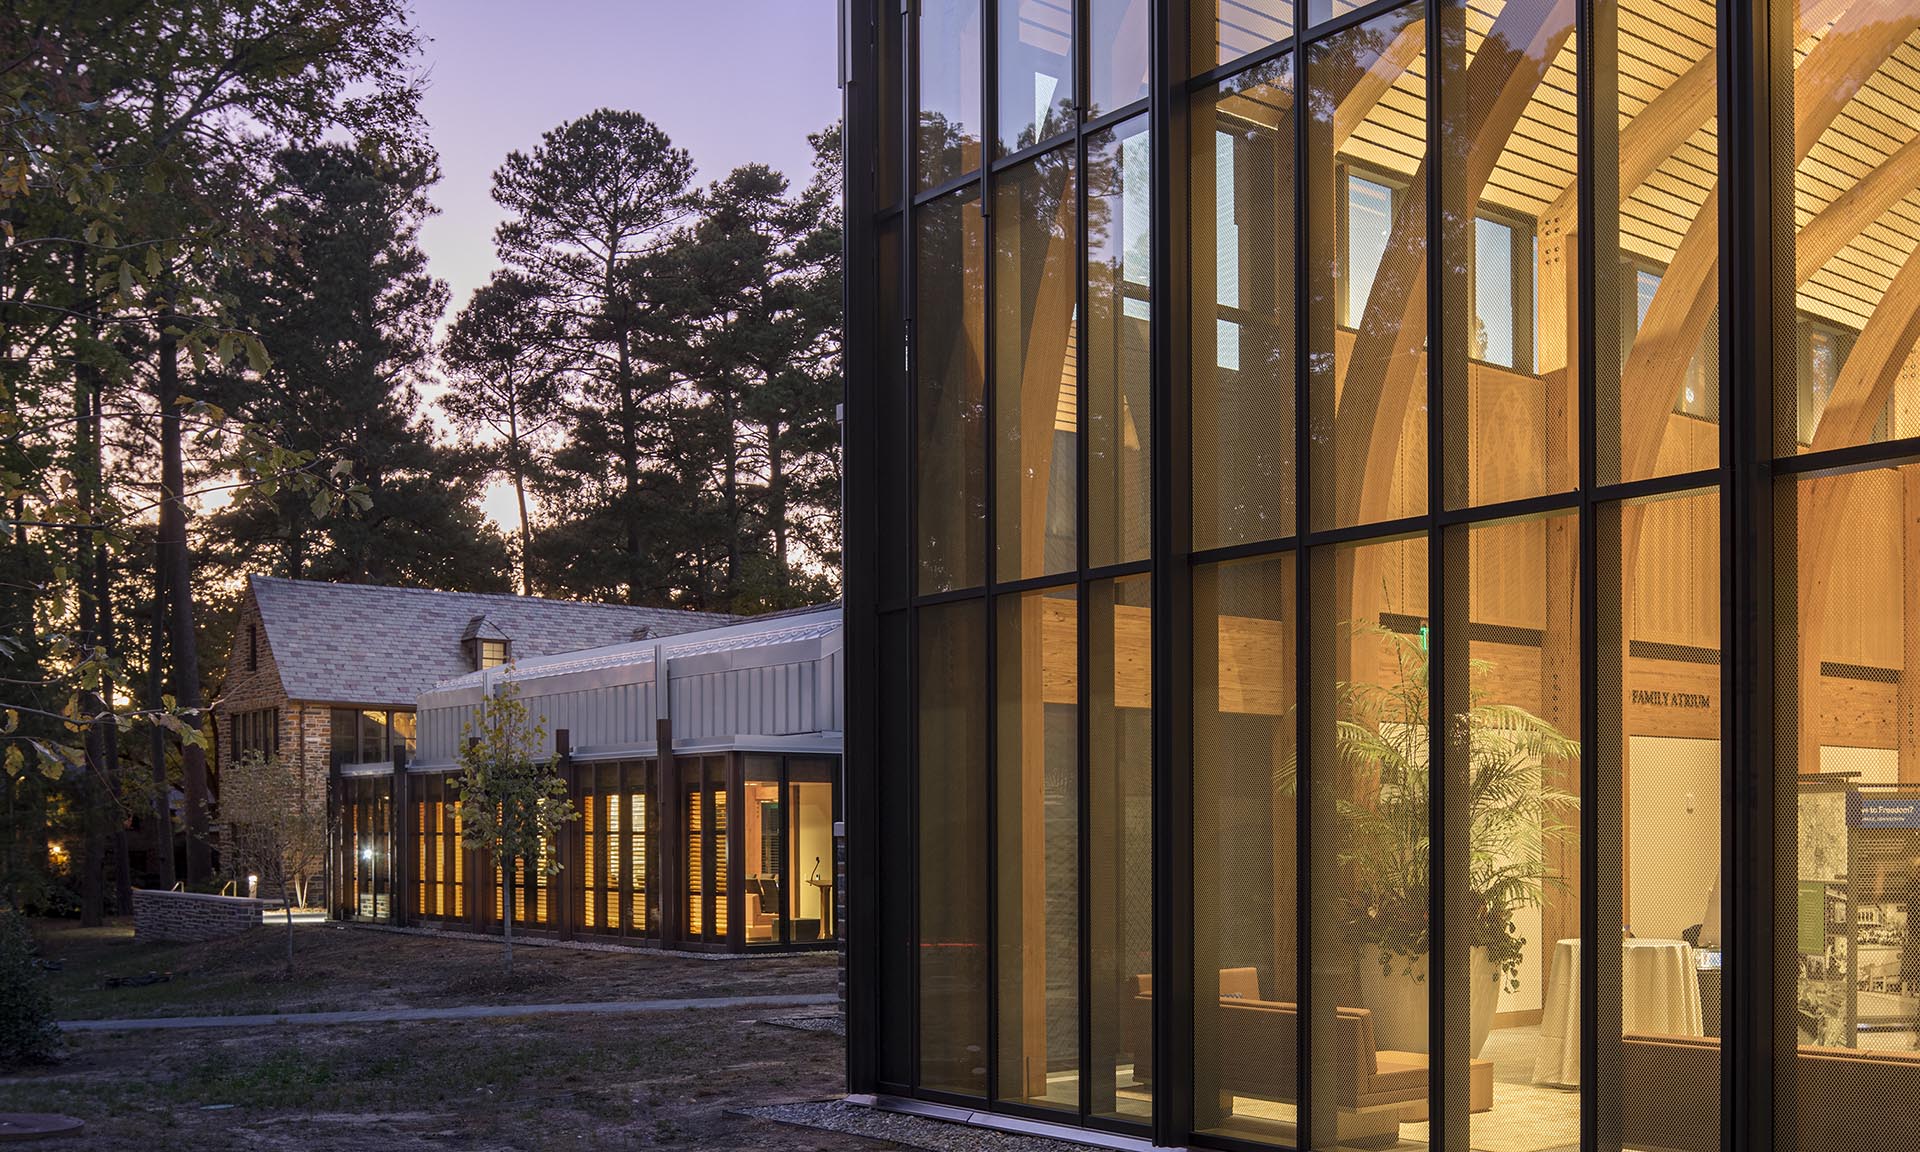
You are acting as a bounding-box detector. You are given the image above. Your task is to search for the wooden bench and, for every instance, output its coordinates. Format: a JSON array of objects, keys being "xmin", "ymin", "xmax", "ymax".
[{"xmin": 1127, "ymin": 968, "xmax": 1429, "ymax": 1149}]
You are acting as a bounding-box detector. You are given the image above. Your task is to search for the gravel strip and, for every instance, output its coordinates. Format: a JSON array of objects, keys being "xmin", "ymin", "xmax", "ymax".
[
  {"xmin": 737, "ymin": 1100, "xmax": 1118, "ymax": 1152},
  {"xmin": 60, "ymin": 992, "xmax": 839, "ymax": 1032},
  {"xmin": 349, "ymin": 922, "xmax": 771, "ymax": 961},
  {"xmin": 760, "ymin": 1010, "xmax": 847, "ymax": 1037}
]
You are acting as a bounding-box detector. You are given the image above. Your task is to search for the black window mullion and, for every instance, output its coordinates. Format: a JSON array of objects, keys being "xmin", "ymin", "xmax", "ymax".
[
  {"xmin": 1428, "ymin": 2, "xmax": 1465, "ymax": 1145},
  {"xmin": 1721, "ymin": 0, "xmax": 1781, "ymax": 1149},
  {"xmin": 1151, "ymin": 0, "xmax": 1192, "ymax": 1144},
  {"xmin": 1075, "ymin": 25, "xmax": 1094, "ymax": 1118},
  {"xmin": 1291, "ymin": 28, "xmax": 1317, "ymax": 1152},
  {"xmin": 980, "ymin": 0, "xmax": 1002, "ymax": 1109}
]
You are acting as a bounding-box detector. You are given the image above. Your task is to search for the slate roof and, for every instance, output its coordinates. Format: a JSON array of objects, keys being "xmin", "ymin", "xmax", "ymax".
[
  {"xmin": 247, "ymin": 575, "xmax": 731, "ymax": 706},
  {"xmin": 428, "ymin": 605, "xmax": 841, "ymax": 691}
]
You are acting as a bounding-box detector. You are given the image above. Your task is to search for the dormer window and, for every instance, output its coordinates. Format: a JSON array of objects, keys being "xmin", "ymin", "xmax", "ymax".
[{"xmin": 462, "ymin": 614, "xmax": 513, "ymax": 670}]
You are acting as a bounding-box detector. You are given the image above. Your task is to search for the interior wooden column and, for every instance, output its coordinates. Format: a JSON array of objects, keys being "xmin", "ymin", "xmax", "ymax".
[
  {"xmin": 1903, "ymin": 468, "xmax": 1920, "ymax": 783},
  {"xmin": 1793, "ymin": 247, "xmax": 1920, "ymax": 776},
  {"xmin": 1019, "ymin": 592, "xmax": 1052, "ymax": 1099},
  {"xmin": 1087, "ymin": 587, "xmax": 1119, "ymax": 1117},
  {"xmin": 1272, "ymin": 564, "xmax": 1299, "ymax": 999},
  {"xmin": 1540, "ymin": 238, "xmax": 1581, "ymax": 990},
  {"xmin": 1006, "ymin": 161, "xmax": 1078, "ymax": 1098}
]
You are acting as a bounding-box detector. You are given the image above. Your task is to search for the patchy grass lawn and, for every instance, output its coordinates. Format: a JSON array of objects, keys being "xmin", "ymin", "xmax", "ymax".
[
  {"xmin": 31, "ymin": 918, "xmax": 839, "ymax": 1020},
  {"xmin": 0, "ymin": 1008, "xmax": 884, "ymax": 1151}
]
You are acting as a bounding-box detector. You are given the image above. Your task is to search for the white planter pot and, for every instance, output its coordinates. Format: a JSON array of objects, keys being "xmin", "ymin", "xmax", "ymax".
[{"xmin": 1356, "ymin": 946, "xmax": 1502, "ymax": 1058}]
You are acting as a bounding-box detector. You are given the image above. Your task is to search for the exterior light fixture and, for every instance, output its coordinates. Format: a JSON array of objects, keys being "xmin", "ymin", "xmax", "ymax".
[{"xmin": 247, "ymin": 874, "xmax": 259, "ymax": 897}]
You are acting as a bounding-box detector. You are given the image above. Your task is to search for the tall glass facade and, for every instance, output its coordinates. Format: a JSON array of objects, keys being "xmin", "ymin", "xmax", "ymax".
[{"xmin": 845, "ymin": 1, "xmax": 1920, "ymax": 1148}]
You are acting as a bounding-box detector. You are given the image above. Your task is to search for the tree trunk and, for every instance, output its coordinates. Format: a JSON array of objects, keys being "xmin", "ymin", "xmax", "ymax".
[
  {"xmin": 147, "ymin": 560, "xmax": 174, "ymax": 888},
  {"xmin": 723, "ymin": 392, "xmax": 740, "ymax": 606},
  {"xmin": 767, "ymin": 420, "xmax": 789, "ymax": 595},
  {"xmin": 616, "ymin": 338, "xmax": 642, "ymax": 605},
  {"xmin": 284, "ymin": 880, "xmax": 296, "ymax": 977},
  {"xmin": 75, "ymin": 291, "xmax": 105, "ymax": 928},
  {"xmin": 96, "ymin": 458, "xmax": 132, "ymax": 914},
  {"xmin": 156, "ymin": 308, "xmax": 212, "ymax": 882},
  {"xmin": 509, "ymin": 407, "xmax": 533, "ymax": 596},
  {"xmin": 503, "ymin": 859, "xmax": 515, "ymax": 977}
]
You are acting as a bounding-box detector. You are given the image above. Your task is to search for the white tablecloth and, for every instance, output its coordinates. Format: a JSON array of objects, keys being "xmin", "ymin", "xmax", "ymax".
[{"xmin": 1532, "ymin": 937, "xmax": 1705, "ymax": 1086}]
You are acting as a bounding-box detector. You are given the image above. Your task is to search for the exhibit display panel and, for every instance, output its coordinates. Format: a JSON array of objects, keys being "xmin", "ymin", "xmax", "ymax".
[{"xmin": 840, "ymin": 0, "xmax": 1920, "ymax": 1147}]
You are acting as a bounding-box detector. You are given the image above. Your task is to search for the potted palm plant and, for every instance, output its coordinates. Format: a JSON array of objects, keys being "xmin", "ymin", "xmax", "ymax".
[{"xmin": 1284, "ymin": 628, "xmax": 1578, "ymax": 1057}]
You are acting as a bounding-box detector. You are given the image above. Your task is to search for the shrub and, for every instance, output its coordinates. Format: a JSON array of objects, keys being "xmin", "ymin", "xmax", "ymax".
[{"xmin": 0, "ymin": 910, "xmax": 60, "ymax": 1066}]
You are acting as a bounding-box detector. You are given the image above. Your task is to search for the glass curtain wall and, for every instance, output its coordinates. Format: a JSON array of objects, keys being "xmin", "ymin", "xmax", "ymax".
[
  {"xmin": 864, "ymin": 0, "xmax": 1920, "ymax": 1146},
  {"xmin": 906, "ymin": 0, "xmax": 1157, "ymax": 1133},
  {"xmin": 1777, "ymin": 4, "xmax": 1920, "ymax": 1151}
]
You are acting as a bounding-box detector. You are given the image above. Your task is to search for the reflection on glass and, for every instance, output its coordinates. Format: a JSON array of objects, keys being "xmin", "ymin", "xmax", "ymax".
[
  {"xmin": 1780, "ymin": 461, "xmax": 1920, "ymax": 1146},
  {"xmin": 996, "ymin": 586, "xmax": 1080, "ymax": 1111},
  {"xmin": 1445, "ymin": 515, "xmax": 1582, "ymax": 1151},
  {"xmin": 1307, "ymin": 0, "xmax": 1370, "ymax": 27},
  {"xmin": 1089, "ymin": 575, "xmax": 1153, "ymax": 1122},
  {"xmin": 918, "ymin": 187, "xmax": 988, "ymax": 594},
  {"xmin": 1341, "ymin": 174, "xmax": 1396, "ymax": 328},
  {"xmin": 1599, "ymin": 0, "xmax": 1717, "ymax": 485},
  {"xmin": 1191, "ymin": 55, "xmax": 1296, "ymax": 550},
  {"xmin": 1603, "ymin": 488, "xmax": 1721, "ymax": 1152},
  {"xmin": 919, "ymin": 600, "xmax": 990, "ymax": 1097},
  {"xmin": 1308, "ymin": 534, "xmax": 1427, "ymax": 1151},
  {"xmin": 995, "ymin": 148, "xmax": 1079, "ymax": 582},
  {"xmin": 879, "ymin": 0, "xmax": 903, "ymax": 207},
  {"xmin": 1787, "ymin": 0, "xmax": 1920, "ymax": 458},
  {"xmin": 999, "ymin": 0, "xmax": 1074, "ymax": 154},
  {"xmin": 1191, "ymin": 0, "xmax": 1294, "ymax": 74},
  {"xmin": 1193, "ymin": 554, "xmax": 1298, "ymax": 1145},
  {"xmin": 1439, "ymin": 0, "xmax": 1575, "ymax": 509},
  {"xmin": 1087, "ymin": 117, "xmax": 1152, "ymax": 569},
  {"xmin": 919, "ymin": 0, "xmax": 983, "ymax": 189},
  {"xmin": 1088, "ymin": 0, "xmax": 1151, "ymax": 118},
  {"xmin": 1307, "ymin": 6, "xmax": 1427, "ymax": 531}
]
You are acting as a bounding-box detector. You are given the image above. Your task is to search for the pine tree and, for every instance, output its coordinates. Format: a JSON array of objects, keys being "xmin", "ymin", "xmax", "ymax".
[
  {"xmin": 441, "ymin": 273, "xmax": 567, "ymax": 595},
  {"xmin": 490, "ymin": 111, "xmax": 694, "ymax": 605},
  {"xmin": 204, "ymin": 142, "xmax": 511, "ymax": 593}
]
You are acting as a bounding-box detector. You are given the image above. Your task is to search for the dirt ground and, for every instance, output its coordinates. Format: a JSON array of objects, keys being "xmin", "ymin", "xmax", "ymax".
[
  {"xmin": 0, "ymin": 1009, "xmax": 885, "ymax": 1151},
  {"xmin": 32, "ymin": 918, "xmax": 839, "ymax": 1020},
  {"xmin": 6, "ymin": 919, "xmax": 885, "ymax": 1150}
]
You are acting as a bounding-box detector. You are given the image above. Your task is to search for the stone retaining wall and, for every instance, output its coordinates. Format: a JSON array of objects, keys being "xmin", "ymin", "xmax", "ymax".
[{"xmin": 132, "ymin": 888, "xmax": 268, "ymax": 942}]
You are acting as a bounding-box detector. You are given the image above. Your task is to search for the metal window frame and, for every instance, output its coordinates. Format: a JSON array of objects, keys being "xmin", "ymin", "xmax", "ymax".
[{"xmin": 844, "ymin": 0, "xmax": 1833, "ymax": 1148}]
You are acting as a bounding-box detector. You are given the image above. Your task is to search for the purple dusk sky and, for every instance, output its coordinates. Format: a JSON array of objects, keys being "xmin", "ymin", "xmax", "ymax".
[{"xmin": 411, "ymin": 0, "xmax": 844, "ymax": 330}]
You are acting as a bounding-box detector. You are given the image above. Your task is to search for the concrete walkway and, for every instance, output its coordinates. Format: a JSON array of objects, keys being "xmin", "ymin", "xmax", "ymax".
[{"xmin": 59, "ymin": 991, "xmax": 839, "ymax": 1033}]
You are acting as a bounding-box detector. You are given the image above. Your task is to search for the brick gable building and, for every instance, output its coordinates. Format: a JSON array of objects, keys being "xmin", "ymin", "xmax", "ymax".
[{"xmin": 214, "ymin": 575, "xmax": 730, "ymax": 825}]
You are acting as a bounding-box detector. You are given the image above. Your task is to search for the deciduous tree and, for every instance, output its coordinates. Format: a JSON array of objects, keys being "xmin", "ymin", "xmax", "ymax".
[{"xmin": 451, "ymin": 681, "xmax": 575, "ymax": 977}]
